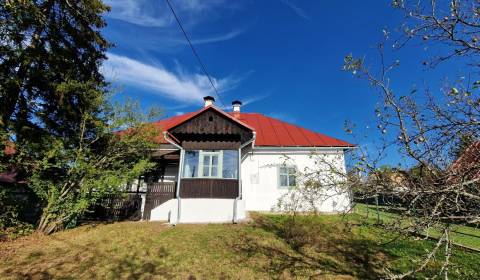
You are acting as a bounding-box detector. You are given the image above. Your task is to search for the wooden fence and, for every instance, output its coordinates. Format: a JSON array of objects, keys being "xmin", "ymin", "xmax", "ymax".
[{"xmin": 84, "ymin": 193, "xmax": 143, "ymax": 222}]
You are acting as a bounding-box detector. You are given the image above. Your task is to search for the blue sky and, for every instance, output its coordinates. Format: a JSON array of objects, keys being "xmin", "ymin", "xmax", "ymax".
[{"xmin": 101, "ymin": 0, "xmax": 465, "ymax": 166}]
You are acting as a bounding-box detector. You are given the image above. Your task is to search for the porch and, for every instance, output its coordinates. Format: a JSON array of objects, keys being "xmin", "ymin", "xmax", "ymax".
[
  {"xmin": 141, "ymin": 179, "xmax": 240, "ymax": 221},
  {"xmin": 139, "ymin": 103, "xmax": 254, "ymax": 223}
]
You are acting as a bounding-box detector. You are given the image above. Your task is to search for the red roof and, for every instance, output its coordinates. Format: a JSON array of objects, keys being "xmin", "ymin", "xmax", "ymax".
[
  {"xmin": 151, "ymin": 107, "xmax": 354, "ymax": 147},
  {"xmin": 449, "ymin": 141, "xmax": 480, "ymax": 181},
  {"xmin": 3, "ymin": 141, "xmax": 15, "ymax": 155}
]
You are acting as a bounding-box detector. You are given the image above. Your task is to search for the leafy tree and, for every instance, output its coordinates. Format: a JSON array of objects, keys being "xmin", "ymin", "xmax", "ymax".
[{"xmin": 1, "ymin": 1, "xmax": 159, "ymax": 234}]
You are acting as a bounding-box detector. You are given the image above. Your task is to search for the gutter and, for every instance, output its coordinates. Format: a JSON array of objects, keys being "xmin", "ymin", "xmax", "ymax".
[
  {"xmin": 163, "ymin": 131, "xmax": 184, "ymax": 225},
  {"xmin": 250, "ymin": 146, "xmax": 356, "ymax": 156},
  {"xmin": 253, "ymin": 145, "xmax": 356, "ymax": 151},
  {"xmin": 233, "ymin": 132, "xmax": 256, "ymax": 223}
]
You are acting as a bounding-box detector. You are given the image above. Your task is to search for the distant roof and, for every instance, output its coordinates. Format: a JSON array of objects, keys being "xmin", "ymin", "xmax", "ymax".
[
  {"xmin": 3, "ymin": 141, "xmax": 15, "ymax": 155},
  {"xmin": 151, "ymin": 106, "xmax": 355, "ymax": 148},
  {"xmin": 449, "ymin": 141, "xmax": 480, "ymax": 180}
]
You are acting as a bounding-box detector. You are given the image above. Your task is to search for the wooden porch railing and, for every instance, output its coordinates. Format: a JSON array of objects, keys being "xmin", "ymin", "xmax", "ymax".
[
  {"xmin": 142, "ymin": 181, "xmax": 176, "ymax": 220},
  {"xmin": 179, "ymin": 178, "xmax": 239, "ymax": 199}
]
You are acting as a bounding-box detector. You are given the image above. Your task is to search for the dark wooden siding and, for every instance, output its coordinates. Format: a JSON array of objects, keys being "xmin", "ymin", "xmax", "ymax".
[
  {"xmin": 170, "ymin": 109, "xmax": 253, "ymax": 143},
  {"xmin": 183, "ymin": 141, "xmax": 240, "ymax": 150},
  {"xmin": 180, "ymin": 178, "xmax": 239, "ymax": 199}
]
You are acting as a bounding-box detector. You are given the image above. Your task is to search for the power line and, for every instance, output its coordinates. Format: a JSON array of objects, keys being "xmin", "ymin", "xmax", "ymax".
[{"xmin": 165, "ymin": 0, "xmax": 226, "ymax": 107}]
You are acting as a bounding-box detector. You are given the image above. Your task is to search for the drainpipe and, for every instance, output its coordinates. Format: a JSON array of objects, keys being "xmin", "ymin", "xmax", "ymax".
[
  {"xmin": 233, "ymin": 132, "xmax": 256, "ymax": 223},
  {"xmin": 163, "ymin": 131, "xmax": 184, "ymax": 225}
]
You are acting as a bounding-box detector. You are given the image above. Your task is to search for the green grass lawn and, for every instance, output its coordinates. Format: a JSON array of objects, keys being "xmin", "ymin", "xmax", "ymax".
[
  {"xmin": 0, "ymin": 214, "xmax": 479, "ymax": 279},
  {"xmin": 354, "ymin": 203, "xmax": 480, "ymax": 251}
]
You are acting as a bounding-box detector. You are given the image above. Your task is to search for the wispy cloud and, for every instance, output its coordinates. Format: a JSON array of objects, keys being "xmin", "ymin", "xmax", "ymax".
[
  {"xmin": 242, "ymin": 91, "xmax": 272, "ymax": 106},
  {"xmin": 105, "ymin": 0, "xmax": 229, "ymax": 27},
  {"xmin": 189, "ymin": 29, "xmax": 246, "ymax": 45},
  {"xmin": 105, "ymin": 0, "xmax": 171, "ymax": 27},
  {"xmin": 104, "ymin": 0, "xmax": 246, "ymax": 50},
  {"xmin": 102, "ymin": 53, "xmax": 241, "ymax": 104},
  {"xmin": 280, "ymin": 0, "xmax": 311, "ymax": 20}
]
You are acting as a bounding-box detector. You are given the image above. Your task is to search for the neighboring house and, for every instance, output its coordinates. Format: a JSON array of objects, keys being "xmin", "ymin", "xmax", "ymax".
[
  {"xmin": 448, "ymin": 141, "xmax": 480, "ymax": 183},
  {"xmin": 0, "ymin": 143, "xmax": 24, "ymax": 186},
  {"xmin": 134, "ymin": 96, "xmax": 355, "ymax": 223}
]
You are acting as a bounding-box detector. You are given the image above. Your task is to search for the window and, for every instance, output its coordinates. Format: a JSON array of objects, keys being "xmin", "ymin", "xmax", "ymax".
[
  {"xmin": 278, "ymin": 166, "xmax": 296, "ymax": 188},
  {"xmin": 182, "ymin": 150, "xmax": 238, "ymax": 179},
  {"xmin": 200, "ymin": 151, "xmax": 221, "ymax": 178},
  {"xmin": 183, "ymin": 151, "xmax": 200, "ymax": 178},
  {"xmin": 222, "ymin": 150, "xmax": 238, "ymax": 179}
]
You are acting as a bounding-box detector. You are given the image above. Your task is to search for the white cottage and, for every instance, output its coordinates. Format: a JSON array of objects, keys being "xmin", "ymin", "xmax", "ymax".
[{"xmin": 139, "ymin": 96, "xmax": 355, "ymax": 223}]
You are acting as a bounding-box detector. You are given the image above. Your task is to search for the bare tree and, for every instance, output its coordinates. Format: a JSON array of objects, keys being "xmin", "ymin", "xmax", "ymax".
[
  {"xmin": 276, "ymin": 1, "xmax": 479, "ymax": 278},
  {"xmin": 274, "ymin": 153, "xmax": 352, "ymax": 216},
  {"xmin": 340, "ymin": 0, "xmax": 480, "ymax": 279}
]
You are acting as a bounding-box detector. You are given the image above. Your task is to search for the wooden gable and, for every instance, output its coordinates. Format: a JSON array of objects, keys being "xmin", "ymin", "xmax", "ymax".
[{"xmin": 168, "ymin": 108, "xmax": 253, "ymax": 146}]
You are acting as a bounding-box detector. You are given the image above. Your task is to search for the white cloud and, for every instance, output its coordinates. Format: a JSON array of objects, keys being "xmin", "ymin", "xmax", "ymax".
[
  {"xmin": 102, "ymin": 53, "xmax": 240, "ymax": 104},
  {"xmin": 189, "ymin": 29, "xmax": 246, "ymax": 45},
  {"xmin": 105, "ymin": 0, "xmax": 170, "ymax": 27},
  {"xmin": 242, "ymin": 91, "xmax": 272, "ymax": 106},
  {"xmin": 280, "ymin": 0, "xmax": 311, "ymax": 20},
  {"xmin": 105, "ymin": 0, "xmax": 234, "ymax": 27},
  {"xmin": 103, "ymin": 0, "xmax": 246, "ymax": 50}
]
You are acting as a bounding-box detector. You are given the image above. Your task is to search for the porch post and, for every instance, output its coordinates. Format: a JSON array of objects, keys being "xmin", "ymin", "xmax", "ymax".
[
  {"xmin": 163, "ymin": 131, "xmax": 184, "ymax": 225},
  {"xmin": 175, "ymin": 148, "xmax": 185, "ymax": 224},
  {"xmin": 238, "ymin": 148, "xmax": 242, "ymax": 199},
  {"xmin": 232, "ymin": 147, "xmax": 242, "ymax": 223}
]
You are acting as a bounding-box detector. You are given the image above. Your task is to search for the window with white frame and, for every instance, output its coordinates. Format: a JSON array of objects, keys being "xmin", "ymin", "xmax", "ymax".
[
  {"xmin": 278, "ymin": 165, "xmax": 296, "ymax": 188},
  {"xmin": 182, "ymin": 150, "xmax": 238, "ymax": 179},
  {"xmin": 200, "ymin": 151, "xmax": 222, "ymax": 178}
]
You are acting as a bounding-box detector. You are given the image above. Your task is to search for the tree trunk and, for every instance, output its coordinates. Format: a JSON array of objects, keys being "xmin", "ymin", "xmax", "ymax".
[
  {"xmin": 36, "ymin": 201, "xmax": 63, "ymax": 235},
  {"xmin": 37, "ymin": 214, "xmax": 64, "ymax": 235}
]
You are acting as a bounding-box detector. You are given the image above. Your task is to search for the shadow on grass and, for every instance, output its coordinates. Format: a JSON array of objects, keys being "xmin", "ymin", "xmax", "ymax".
[
  {"xmin": 2, "ymin": 232, "xmax": 174, "ymax": 279},
  {"xmin": 233, "ymin": 215, "xmax": 390, "ymax": 279}
]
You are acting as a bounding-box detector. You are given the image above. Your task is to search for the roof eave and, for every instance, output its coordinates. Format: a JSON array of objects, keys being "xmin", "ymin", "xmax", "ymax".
[{"xmin": 165, "ymin": 105, "xmax": 256, "ymax": 132}]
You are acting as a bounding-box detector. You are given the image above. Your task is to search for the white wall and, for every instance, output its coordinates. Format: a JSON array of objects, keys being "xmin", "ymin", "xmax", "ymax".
[
  {"xmin": 149, "ymin": 198, "xmax": 177, "ymax": 222},
  {"xmin": 179, "ymin": 199, "xmax": 245, "ymax": 223},
  {"xmin": 148, "ymin": 147, "xmax": 351, "ymax": 223},
  {"xmin": 149, "ymin": 198, "xmax": 245, "ymax": 223},
  {"xmin": 241, "ymin": 147, "xmax": 351, "ymax": 213}
]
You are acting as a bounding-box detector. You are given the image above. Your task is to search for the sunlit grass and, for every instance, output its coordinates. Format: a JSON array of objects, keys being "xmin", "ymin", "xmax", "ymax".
[
  {"xmin": 0, "ymin": 213, "xmax": 479, "ymax": 279},
  {"xmin": 354, "ymin": 203, "xmax": 480, "ymax": 251}
]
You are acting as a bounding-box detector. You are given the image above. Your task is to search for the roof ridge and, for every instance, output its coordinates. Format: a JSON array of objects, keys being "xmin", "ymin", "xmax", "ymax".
[{"xmin": 148, "ymin": 109, "xmax": 355, "ymax": 147}]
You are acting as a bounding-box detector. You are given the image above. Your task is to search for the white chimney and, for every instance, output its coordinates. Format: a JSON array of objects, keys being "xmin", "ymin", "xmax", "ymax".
[
  {"xmin": 232, "ymin": 100, "xmax": 242, "ymax": 118},
  {"xmin": 232, "ymin": 100, "xmax": 242, "ymax": 112},
  {"xmin": 203, "ymin": 96, "xmax": 215, "ymax": 107}
]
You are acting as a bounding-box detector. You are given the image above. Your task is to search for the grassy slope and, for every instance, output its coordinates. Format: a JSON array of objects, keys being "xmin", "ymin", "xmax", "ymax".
[
  {"xmin": 355, "ymin": 203, "xmax": 480, "ymax": 250},
  {"xmin": 0, "ymin": 214, "xmax": 479, "ymax": 280}
]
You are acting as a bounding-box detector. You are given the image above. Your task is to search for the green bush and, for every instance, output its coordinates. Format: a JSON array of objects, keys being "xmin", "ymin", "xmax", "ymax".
[{"xmin": 0, "ymin": 187, "xmax": 35, "ymax": 240}]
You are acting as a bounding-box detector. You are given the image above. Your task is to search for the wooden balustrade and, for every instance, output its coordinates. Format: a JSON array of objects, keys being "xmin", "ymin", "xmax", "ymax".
[{"xmin": 179, "ymin": 178, "xmax": 239, "ymax": 199}]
